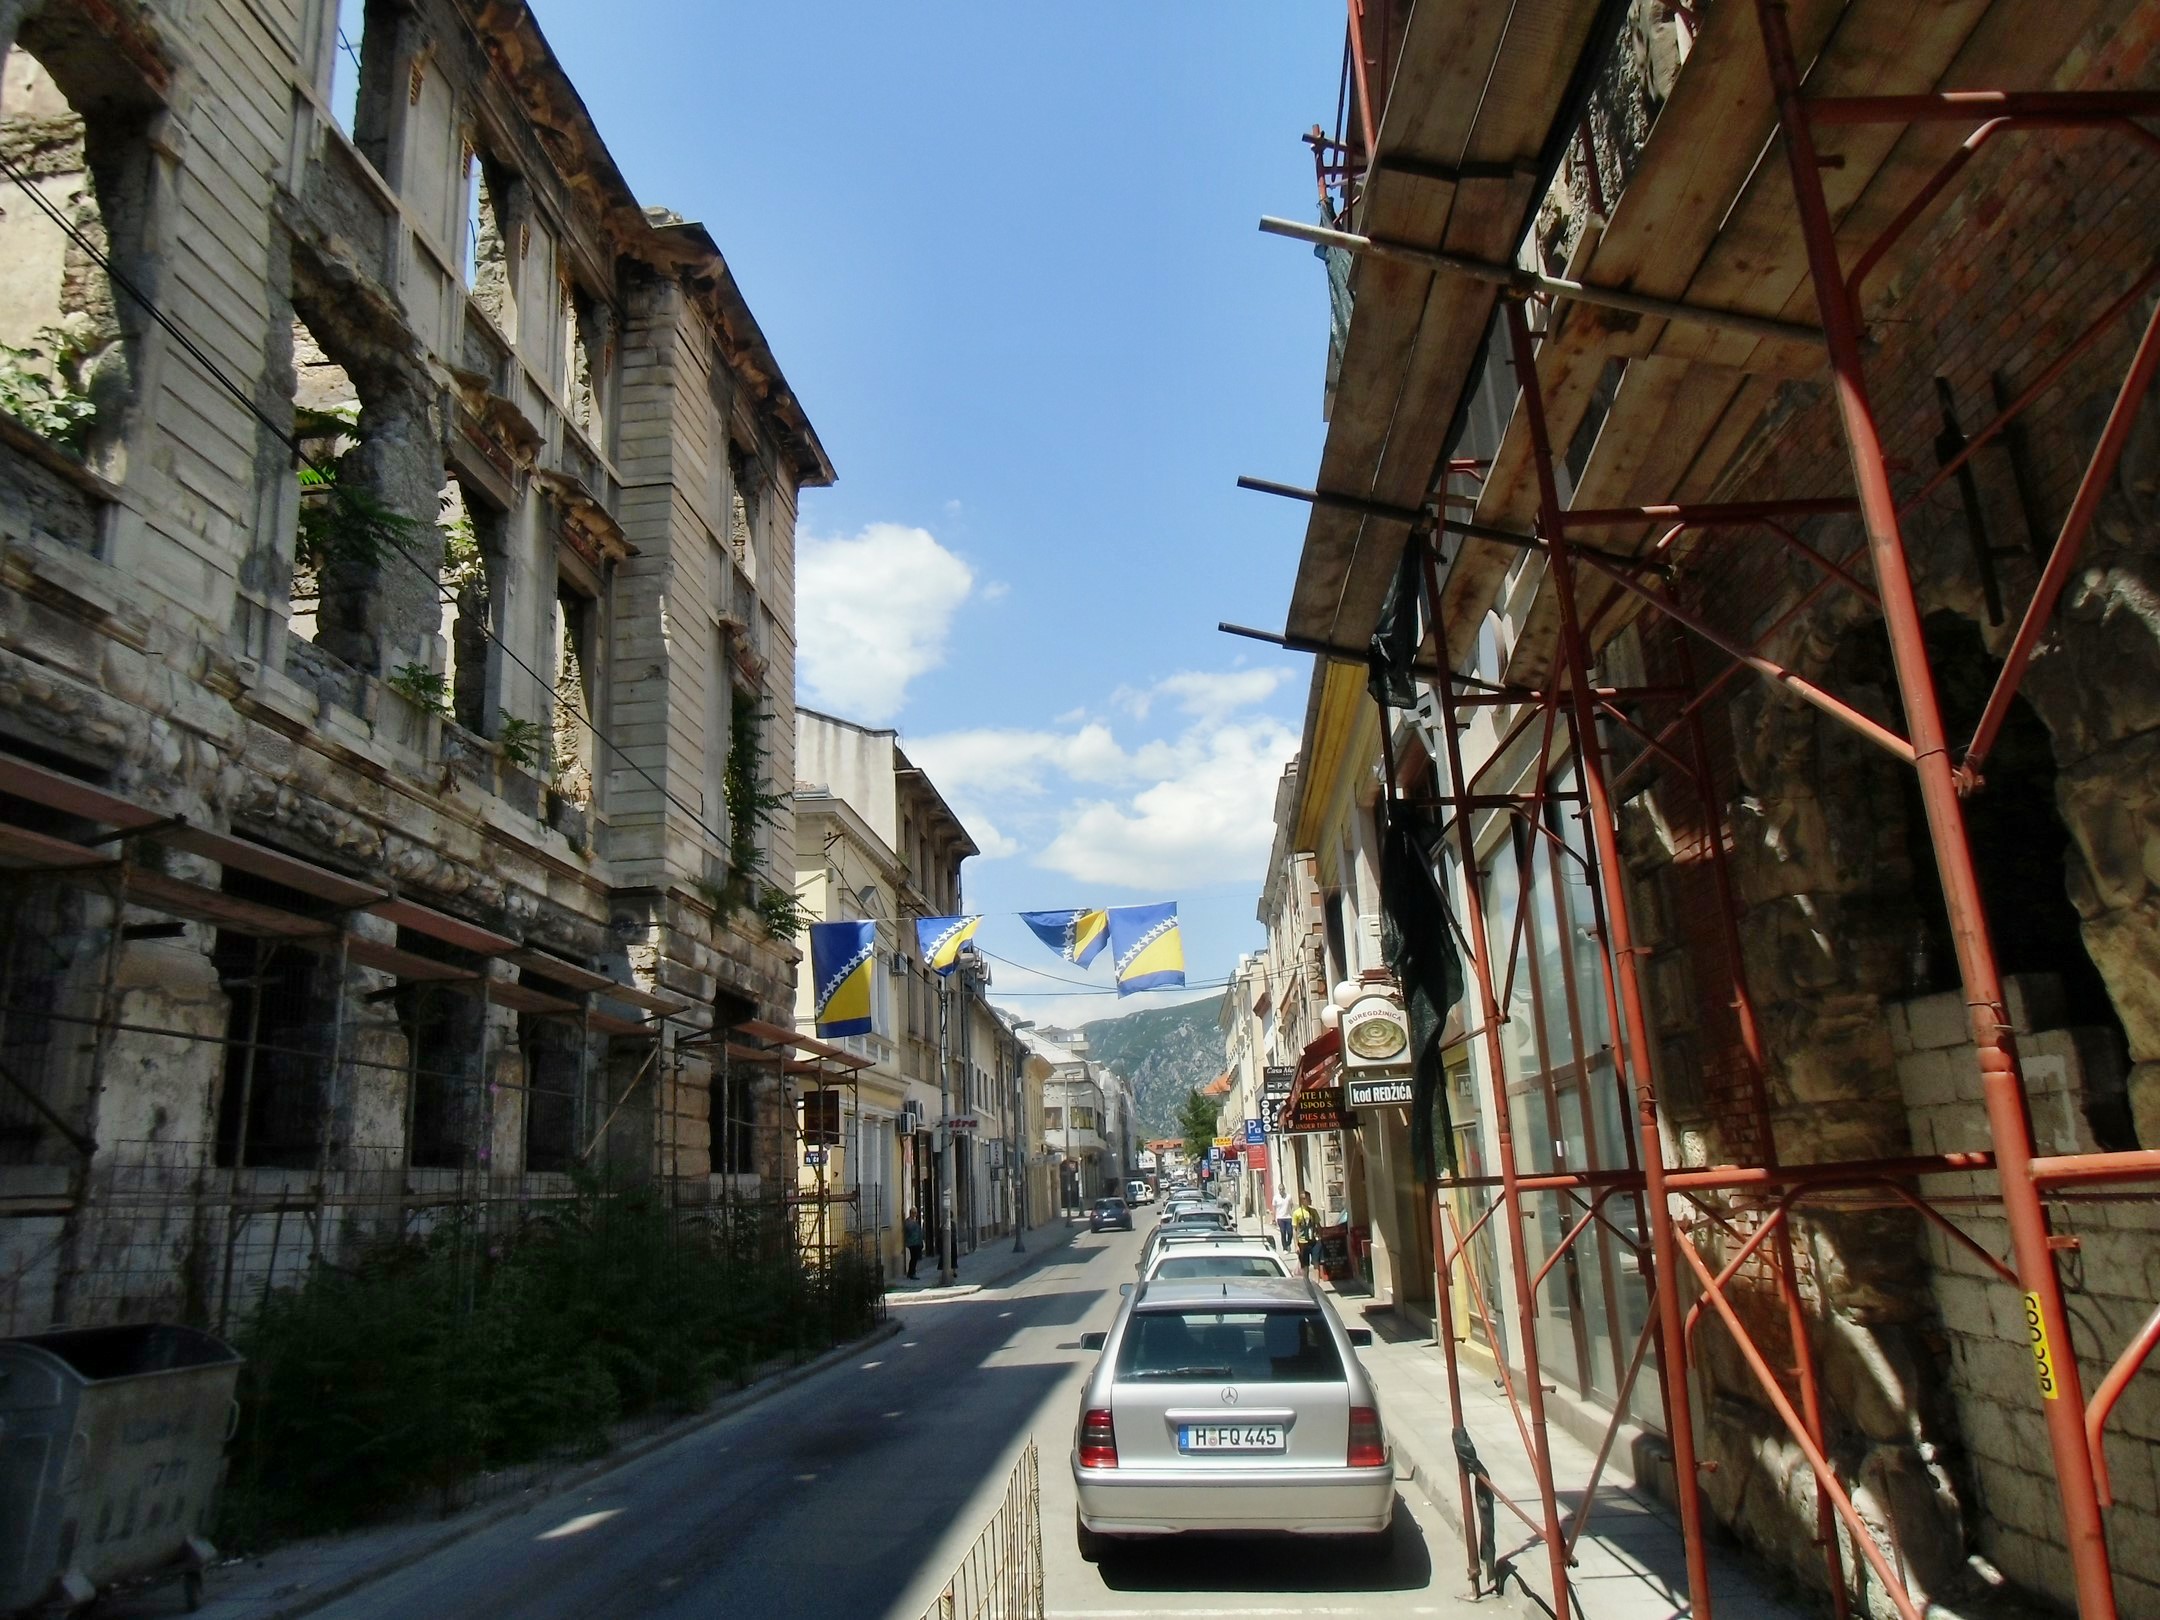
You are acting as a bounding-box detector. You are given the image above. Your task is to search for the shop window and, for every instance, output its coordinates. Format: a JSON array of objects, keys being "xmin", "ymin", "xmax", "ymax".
[{"xmin": 0, "ymin": 36, "xmax": 149, "ymax": 480}]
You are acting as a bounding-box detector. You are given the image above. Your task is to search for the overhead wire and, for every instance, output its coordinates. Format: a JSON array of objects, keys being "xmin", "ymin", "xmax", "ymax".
[{"xmin": 0, "ymin": 148, "xmax": 740, "ymax": 856}]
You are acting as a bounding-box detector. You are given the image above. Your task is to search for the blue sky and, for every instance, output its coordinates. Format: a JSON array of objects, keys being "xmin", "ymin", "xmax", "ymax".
[{"xmin": 530, "ymin": 4, "xmax": 1339, "ymax": 1022}]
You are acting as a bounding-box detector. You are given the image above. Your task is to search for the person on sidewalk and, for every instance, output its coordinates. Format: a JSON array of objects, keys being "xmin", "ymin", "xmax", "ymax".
[
  {"xmin": 903, "ymin": 1210, "xmax": 925, "ymax": 1280},
  {"xmin": 1291, "ymin": 1191, "xmax": 1318, "ymax": 1275},
  {"xmin": 1272, "ymin": 1184, "xmax": 1293, "ymax": 1252}
]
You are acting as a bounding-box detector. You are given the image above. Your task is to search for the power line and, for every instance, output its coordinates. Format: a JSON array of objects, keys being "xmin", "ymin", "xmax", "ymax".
[{"xmin": 0, "ymin": 149, "xmax": 741, "ymax": 859}]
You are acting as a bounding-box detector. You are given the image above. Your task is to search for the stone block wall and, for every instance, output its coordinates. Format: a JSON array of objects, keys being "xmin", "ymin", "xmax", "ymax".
[
  {"xmin": 0, "ymin": 0, "xmax": 828, "ymax": 1332},
  {"xmin": 1893, "ymin": 977, "xmax": 2160, "ymax": 1617}
]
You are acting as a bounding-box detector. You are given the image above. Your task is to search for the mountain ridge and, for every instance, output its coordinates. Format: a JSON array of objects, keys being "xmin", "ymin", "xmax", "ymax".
[{"xmin": 1073, "ymin": 997, "xmax": 1225, "ymax": 1140}]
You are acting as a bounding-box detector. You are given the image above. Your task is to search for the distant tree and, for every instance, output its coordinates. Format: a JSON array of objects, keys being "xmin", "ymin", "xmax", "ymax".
[{"xmin": 1175, "ymin": 1089, "xmax": 1220, "ymax": 1160}]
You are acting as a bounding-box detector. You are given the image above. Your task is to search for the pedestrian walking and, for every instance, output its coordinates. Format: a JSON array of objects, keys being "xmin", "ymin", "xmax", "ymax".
[
  {"xmin": 1291, "ymin": 1191, "xmax": 1318, "ymax": 1275},
  {"xmin": 903, "ymin": 1209, "xmax": 925, "ymax": 1279},
  {"xmin": 1272, "ymin": 1183, "xmax": 1293, "ymax": 1252}
]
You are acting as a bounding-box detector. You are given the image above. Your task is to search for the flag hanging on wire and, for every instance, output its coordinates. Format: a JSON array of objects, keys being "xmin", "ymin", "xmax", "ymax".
[
  {"xmin": 915, "ymin": 914, "xmax": 983, "ymax": 976},
  {"xmin": 1106, "ymin": 903, "xmax": 1185, "ymax": 995},
  {"xmin": 1020, "ymin": 908, "xmax": 1110, "ymax": 968},
  {"xmin": 809, "ymin": 919, "xmax": 877, "ymax": 1038}
]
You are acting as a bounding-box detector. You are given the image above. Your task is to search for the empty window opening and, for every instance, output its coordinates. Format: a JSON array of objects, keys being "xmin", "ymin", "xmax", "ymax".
[
  {"xmin": 521, "ymin": 1004, "xmax": 584, "ymax": 1174},
  {"xmin": 464, "ymin": 149, "xmax": 514, "ymax": 338},
  {"xmin": 212, "ymin": 918, "xmax": 342, "ymax": 1171},
  {"xmin": 552, "ymin": 577, "xmax": 597, "ymax": 806},
  {"xmin": 327, "ymin": 0, "xmax": 365, "ymax": 134},
  {"xmin": 436, "ymin": 477, "xmax": 505, "ymax": 737},
  {"xmin": 287, "ymin": 313, "xmax": 359, "ymax": 650},
  {"xmin": 397, "ymin": 972, "xmax": 485, "ymax": 1169},
  {"xmin": 716, "ymin": 1066, "xmax": 759, "ymax": 1177},
  {"xmin": 727, "ymin": 441, "xmax": 760, "ymax": 584},
  {"xmin": 563, "ymin": 280, "xmax": 609, "ymax": 447},
  {"xmin": 0, "ymin": 41, "xmax": 139, "ymax": 473}
]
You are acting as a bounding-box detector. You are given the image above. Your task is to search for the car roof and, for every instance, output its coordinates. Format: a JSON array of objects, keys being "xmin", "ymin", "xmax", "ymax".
[{"xmin": 1134, "ymin": 1277, "xmax": 1316, "ymax": 1309}]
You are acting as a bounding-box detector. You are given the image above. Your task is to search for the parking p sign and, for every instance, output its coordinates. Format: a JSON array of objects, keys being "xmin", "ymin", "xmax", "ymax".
[{"xmin": 1243, "ymin": 1117, "xmax": 1265, "ymax": 1145}]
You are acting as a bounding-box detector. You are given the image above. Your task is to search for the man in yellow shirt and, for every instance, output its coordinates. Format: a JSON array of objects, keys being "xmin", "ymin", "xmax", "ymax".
[{"xmin": 1291, "ymin": 1192, "xmax": 1318, "ymax": 1274}]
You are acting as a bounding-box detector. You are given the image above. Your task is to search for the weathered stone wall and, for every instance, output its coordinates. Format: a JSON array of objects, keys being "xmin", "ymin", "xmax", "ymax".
[
  {"xmin": 1588, "ymin": 5, "xmax": 2160, "ymax": 1612},
  {"xmin": 0, "ymin": 0, "xmax": 827, "ymax": 1333},
  {"xmin": 1893, "ymin": 976, "xmax": 2160, "ymax": 1609}
]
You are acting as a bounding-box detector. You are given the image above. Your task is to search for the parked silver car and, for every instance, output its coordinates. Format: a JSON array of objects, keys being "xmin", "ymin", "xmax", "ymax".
[
  {"xmin": 1141, "ymin": 1239, "xmax": 1291, "ymax": 1283},
  {"xmin": 1137, "ymin": 1208, "xmax": 1234, "ymax": 1271},
  {"xmin": 1071, "ymin": 1277, "xmax": 1393, "ymax": 1558}
]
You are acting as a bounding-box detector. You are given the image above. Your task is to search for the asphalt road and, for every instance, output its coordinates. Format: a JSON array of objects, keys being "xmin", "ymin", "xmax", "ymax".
[{"xmin": 299, "ymin": 1222, "xmax": 1475, "ymax": 1620}]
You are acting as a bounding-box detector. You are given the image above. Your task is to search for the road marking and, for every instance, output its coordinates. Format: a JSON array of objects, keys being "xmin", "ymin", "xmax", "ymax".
[
  {"xmin": 536, "ymin": 1509, "xmax": 620, "ymax": 1541},
  {"xmin": 1050, "ymin": 1609, "xmax": 1452, "ymax": 1617}
]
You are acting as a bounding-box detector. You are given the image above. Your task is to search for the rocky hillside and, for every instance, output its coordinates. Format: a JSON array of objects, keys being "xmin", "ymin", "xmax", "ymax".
[{"xmin": 1077, "ymin": 997, "xmax": 1225, "ymax": 1139}]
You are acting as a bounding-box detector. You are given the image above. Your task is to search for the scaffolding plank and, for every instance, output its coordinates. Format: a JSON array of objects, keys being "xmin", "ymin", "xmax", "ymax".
[
  {"xmin": 339, "ymin": 934, "xmax": 477, "ymax": 981},
  {"xmin": 486, "ymin": 978, "xmax": 580, "ymax": 1016},
  {"xmin": 161, "ymin": 827, "xmax": 389, "ymax": 909},
  {"xmin": 369, "ymin": 896, "xmax": 517, "ymax": 955},
  {"xmin": 0, "ymin": 823, "xmax": 117, "ymax": 872},
  {"xmin": 0, "ymin": 753, "xmax": 166, "ymax": 831},
  {"xmin": 123, "ymin": 869, "xmax": 338, "ymax": 938},
  {"xmin": 600, "ymin": 982, "xmax": 691, "ymax": 1016},
  {"xmin": 587, "ymin": 1008, "xmax": 656, "ymax": 1038},
  {"xmin": 503, "ymin": 947, "xmax": 617, "ymax": 995}
]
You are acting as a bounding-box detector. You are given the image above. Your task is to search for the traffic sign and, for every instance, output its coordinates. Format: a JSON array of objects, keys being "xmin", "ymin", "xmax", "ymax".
[{"xmin": 1243, "ymin": 1117, "xmax": 1265, "ymax": 1145}]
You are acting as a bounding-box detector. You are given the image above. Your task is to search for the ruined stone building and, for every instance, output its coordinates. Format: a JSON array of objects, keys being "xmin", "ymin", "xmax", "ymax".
[
  {"xmin": 1263, "ymin": 1, "xmax": 2160, "ymax": 1617},
  {"xmin": 0, "ymin": 0, "xmax": 830, "ymax": 1333}
]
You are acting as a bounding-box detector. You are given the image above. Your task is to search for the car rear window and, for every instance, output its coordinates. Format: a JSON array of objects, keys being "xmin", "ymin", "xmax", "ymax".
[
  {"xmin": 1119, "ymin": 1308, "xmax": 1343, "ymax": 1383},
  {"xmin": 1153, "ymin": 1255, "xmax": 1287, "ymax": 1280}
]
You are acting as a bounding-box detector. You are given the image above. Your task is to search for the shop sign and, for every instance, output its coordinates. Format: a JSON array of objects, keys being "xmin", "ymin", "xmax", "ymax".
[
  {"xmin": 1347, "ymin": 1075, "xmax": 1416, "ymax": 1108},
  {"xmin": 1341, "ymin": 993, "xmax": 1411, "ymax": 1075},
  {"xmin": 944, "ymin": 1115, "xmax": 979, "ymax": 1133},
  {"xmin": 1213, "ymin": 1135, "xmax": 1234, "ymax": 1151},
  {"xmin": 1244, "ymin": 1142, "xmax": 1270, "ymax": 1172},
  {"xmin": 1262, "ymin": 1064, "xmax": 1295, "ymax": 1100},
  {"xmin": 1280, "ymin": 1085, "xmax": 1353, "ymax": 1135}
]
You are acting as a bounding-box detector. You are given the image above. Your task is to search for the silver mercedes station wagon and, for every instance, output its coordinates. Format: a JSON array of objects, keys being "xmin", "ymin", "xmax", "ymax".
[{"xmin": 1070, "ymin": 1277, "xmax": 1393, "ymax": 1558}]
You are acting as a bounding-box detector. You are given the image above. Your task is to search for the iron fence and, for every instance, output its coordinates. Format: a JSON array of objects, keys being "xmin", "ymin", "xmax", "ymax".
[{"xmin": 913, "ymin": 1441, "xmax": 1042, "ymax": 1620}]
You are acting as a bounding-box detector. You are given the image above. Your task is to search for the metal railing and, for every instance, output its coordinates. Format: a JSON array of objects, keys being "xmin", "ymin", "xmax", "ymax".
[{"xmin": 913, "ymin": 1441, "xmax": 1042, "ymax": 1620}]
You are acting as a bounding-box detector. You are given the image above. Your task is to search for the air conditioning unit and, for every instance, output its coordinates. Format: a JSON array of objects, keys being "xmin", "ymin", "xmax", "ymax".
[{"xmin": 900, "ymin": 1101, "xmax": 925, "ymax": 1134}]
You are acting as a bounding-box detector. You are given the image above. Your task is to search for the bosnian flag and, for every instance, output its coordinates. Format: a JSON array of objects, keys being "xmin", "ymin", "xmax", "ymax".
[{"xmin": 1107, "ymin": 903, "xmax": 1185, "ymax": 996}]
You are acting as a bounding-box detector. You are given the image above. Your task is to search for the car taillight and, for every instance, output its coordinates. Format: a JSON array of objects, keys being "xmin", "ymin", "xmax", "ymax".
[
  {"xmin": 1080, "ymin": 1406, "xmax": 1118, "ymax": 1469},
  {"xmin": 1348, "ymin": 1406, "xmax": 1386, "ymax": 1469}
]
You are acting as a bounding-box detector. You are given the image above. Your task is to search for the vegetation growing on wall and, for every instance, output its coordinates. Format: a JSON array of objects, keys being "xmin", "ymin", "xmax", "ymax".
[
  {"xmin": 702, "ymin": 688, "xmax": 808, "ymax": 939},
  {"xmin": 0, "ymin": 322, "xmax": 99, "ymax": 451}
]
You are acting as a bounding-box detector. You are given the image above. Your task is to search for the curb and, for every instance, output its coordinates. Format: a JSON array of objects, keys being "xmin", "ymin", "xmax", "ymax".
[
  {"xmin": 885, "ymin": 1220, "xmax": 1084, "ymax": 1303},
  {"xmin": 220, "ymin": 1316, "xmax": 905, "ymax": 1620}
]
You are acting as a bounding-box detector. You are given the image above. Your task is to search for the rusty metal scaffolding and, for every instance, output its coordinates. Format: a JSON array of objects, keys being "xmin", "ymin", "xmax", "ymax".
[
  {"xmin": 0, "ymin": 748, "xmax": 893, "ymax": 1335},
  {"xmin": 1355, "ymin": 13, "xmax": 2160, "ymax": 1620}
]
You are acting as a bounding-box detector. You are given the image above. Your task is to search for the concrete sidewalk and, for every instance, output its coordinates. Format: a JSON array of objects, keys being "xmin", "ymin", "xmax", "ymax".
[
  {"xmin": 121, "ymin": 1222, "xmax": 1090, "ymax": 1620},
  {"xmin": 1345, "ymin": 1300, "xmax": 1811, "ymax": 1620},
  {"xmin": 884, "ymin": 1216, "xmax": 1083, "ymax": 1300}
]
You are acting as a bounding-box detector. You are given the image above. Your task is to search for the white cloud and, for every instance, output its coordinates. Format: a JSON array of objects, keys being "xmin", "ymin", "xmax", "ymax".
[
  {"xmin": 1153, "ymin": 668, "xmax": 1287, "ymax": 720},
  {"xmin": 796, "ymin": 523, "xmax": 973, "ymax": 724},
  {"xmin": 1038, "ymin": 717, "xmax": 1297, "ymax": 890},
  {"xmin": 981, "ymin": 580, "xmax": 1011, "ymax": 602}
]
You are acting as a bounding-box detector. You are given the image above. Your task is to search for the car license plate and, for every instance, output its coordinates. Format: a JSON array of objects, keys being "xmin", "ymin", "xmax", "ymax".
[{"xmin": 1179, "ymin": 1424, "xmax": 1284, "ymax": 1452}]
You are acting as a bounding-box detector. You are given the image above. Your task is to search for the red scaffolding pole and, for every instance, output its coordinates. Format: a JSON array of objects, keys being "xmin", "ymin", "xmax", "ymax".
[{"xmin": 1403, "ymin": 13, "xmax": 2160, "ymax": 1618}]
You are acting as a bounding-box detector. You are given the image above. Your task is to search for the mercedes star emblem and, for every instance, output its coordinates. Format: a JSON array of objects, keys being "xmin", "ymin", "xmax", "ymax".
[{"xmin": 1221, "ymin": 1386, "xmax": 1239, "ymax": 1405}]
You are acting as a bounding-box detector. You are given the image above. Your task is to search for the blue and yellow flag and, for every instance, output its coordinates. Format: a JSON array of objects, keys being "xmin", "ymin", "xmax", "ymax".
[
  {"xmin": 1106, "ymin": 902, "xmax": 1185, "ymax": 996},
  {"xmin": 809, "ymin": 919, "xmax": 877, "ymax": 1037},
  {"xmin": 915, "ymin": 914, "xmax": 982, "ymax": 976},
  {"xmin": 1020, "ymin": 908, "xmax": 1109, "ymax": 968}
]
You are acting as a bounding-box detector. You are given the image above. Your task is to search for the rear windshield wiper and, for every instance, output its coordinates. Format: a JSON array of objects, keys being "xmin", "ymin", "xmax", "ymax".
[{"xmin": 1126, "ymin": 1365, "xmax": 1234, "ymax": 1380}]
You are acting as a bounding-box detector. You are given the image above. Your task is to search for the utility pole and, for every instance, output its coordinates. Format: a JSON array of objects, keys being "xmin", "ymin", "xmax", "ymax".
[
  {"xmin": 1009, "ymin": 1019, "xmax": 1034, "ymax": 1253},
  {"xmin": 936, "ymin": 971, "xmax": 955, "ymax": 1286}
]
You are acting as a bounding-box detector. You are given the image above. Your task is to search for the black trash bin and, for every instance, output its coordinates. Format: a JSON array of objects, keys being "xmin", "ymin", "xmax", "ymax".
[{"xmin": 0, "ymin": 1323, "xmax": 242, "ymax": 1615}]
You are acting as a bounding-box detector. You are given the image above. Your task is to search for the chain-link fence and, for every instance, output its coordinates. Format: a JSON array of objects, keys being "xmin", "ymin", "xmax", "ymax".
[{"xmin": 913, "ymin": 1441, "xmax": 1043, "ymax": 1620}]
